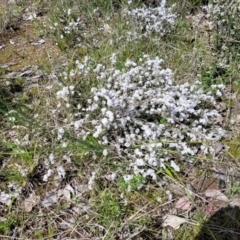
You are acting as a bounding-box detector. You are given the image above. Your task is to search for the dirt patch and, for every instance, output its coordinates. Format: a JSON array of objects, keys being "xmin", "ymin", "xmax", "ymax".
[{"xmin": 0, "ymin": 18, "xmax": 60, "ymax": 72}]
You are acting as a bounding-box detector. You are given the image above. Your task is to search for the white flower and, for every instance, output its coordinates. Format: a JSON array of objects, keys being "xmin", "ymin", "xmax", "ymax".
[
  {"xmin": 93, "ymin": 125, "xmax": 102, "ymax": 138},
  {"xmin": 134, "ymin": 148, "xmax": 144, "ymax": 157},
  {"xmin": 216, "ymin": 89, "xmax": 222, "ymax": 97},
  {"xmin": 110, "ymin": 53, "xmax": 117, "ymax": 65},
  {"xmin": 110, "ymin": 173, "xmax": 116, "ymax": 181},
  {"xmin": 143, "ymin": 169, "xmax": 157, "ymax": 180},
  {"xmin": 123, "ymin": 175, "xmax": 133, "ymax": 182},
  {"xmin": 63, "ymin": 154, "xmax": 71, "ymax": 162},
  {"xmin": 43, "ymin": 169, "xmax": 52, "ymax": 182},
  {"xmin": 101, "ymin": 118, "xmax": 109, "ymax": 127},
  {"xmin": 49, "ymin": 153, "xmax": 55, "ymax": 164},
  {"xmin": 125, "ymin": 59, "xmax": 137, "ymax": 67},
  {"xmin": 56, "ymin": 87, "xmax": 69, "ymax": 101},
  {"xmin": 57, "ymin": 166, "xmax": 66, "ymax": 178},
  {"xmin": 165, "ymin": 190, "xmax": 172, "ymax": 201},
  {"xmin": 88, "ymin": 172, "xmax": 96, "ymax": 190},
  {"xmin": 74, "ymin": 120, "xmax": 84, "ymax": 130},
  {"xmin": 106, "ymin": 110, "xmax": 114, "ymax": 122},
  {"xmin": 103, "ymin": 149, "xmax": 108, "ymax": 156},
  {"xmin": 135, "ymin": 158, "xmax": 145, "ymax": 166},
  {"xmin": 170, "ymin": 160, "xmax": 180, "ymax": 172},
  {"xmin": 57, "ymin": 128, "xmax": 65, "ymax": 140}
]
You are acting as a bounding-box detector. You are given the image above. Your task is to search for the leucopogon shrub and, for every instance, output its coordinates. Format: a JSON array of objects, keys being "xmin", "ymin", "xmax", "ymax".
[
  {"xmin": 2, "ymin": 1, "xmax": 227, "ymax": 193},
  {"xmin": 56, "ymin": 54, "xmax": 226, "ymax": 187},
  {"xmin": 48, "ymin": 0, "xmax": 177, "ymax": 47},
  {"xmin": 126, "ymin": 0, "xmax": 176, "ymax": 35},
  {"xmin": 207, "ymin": 0, "xmax": 240, "ymax": 68}
]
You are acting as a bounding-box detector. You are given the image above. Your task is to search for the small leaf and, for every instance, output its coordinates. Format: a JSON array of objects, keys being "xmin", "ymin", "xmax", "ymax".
[
  {"xmin": 214, "ymin": 142, "xmax": 224, "ymax": 157},
  {"xmin": 205, "ymin": 189, "xmax": 229, "ymax": 202},
  {"xmin": 58, "ymin": 184, "xmax": 74, "ymax": 201},
  {"xmin": 230, "ymin": 197, "xmax": 240, "ymax": 207},
  {"xmin": 103, "ymin": 23, "xmax": 112, "ymax": 34},
  {"xmin": 163, "ymin": 214, "xmax": 198, "ymax": 229},
  {"xmin": 174, "ymin": 197, "xmax": 192, "ymax": 211},
  {"xmin": 215, "ymin": 115, "xmax": 223, "ymax": 125},
  {"xmin": 41, "ymin": 192, "xmax": 58, "ymax": 208},
  {"xmin": 23, "ymin": 194, "xmax": 40, "ymax": 212}
]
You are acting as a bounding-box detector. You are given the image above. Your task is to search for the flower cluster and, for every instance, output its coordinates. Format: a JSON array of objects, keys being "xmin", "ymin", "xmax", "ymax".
[
  {"xmin": 56, "ymin": 54, "xmax": 226, "ymax": 183},
  {"xmin": 48, "ymin": 8, "xmax": 87, "ymax": 46},
  {"xmin": 207, "ymin": 0, "xmax": 240, "ymax": 67},
  {"xmin": 127, "ymin": 0, "xmax": 176, "ymax": 35}
]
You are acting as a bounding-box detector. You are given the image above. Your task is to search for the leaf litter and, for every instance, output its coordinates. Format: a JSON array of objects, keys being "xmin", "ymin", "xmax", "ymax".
[{"xmin": 163, "ymin": 214, "xmax": 199, "ymax": 229}]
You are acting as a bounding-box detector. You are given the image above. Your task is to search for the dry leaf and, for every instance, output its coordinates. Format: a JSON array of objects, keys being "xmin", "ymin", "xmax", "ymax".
[
  {"xmin": 163, "ymin": 214, "xmax": 198, "ymax": 229},
  {"xmin": 41, "ymin": 192, "xmax": 58, "ymax": 208},
  {"xmin": 174, "ymin": 197, "xmax": 192, "ymax": 211},
  {"xmin": 214, "ymin": 142, "xmax": 224, "ymax": 157},
  {"xmin": 237, "ymin": 114, "xmax": 240, "ymax": 122},
  {"xmin": 58, "ymin": 184, "xmax": 74, "ymax": 201},
  {"xmin": 205, "ymin": 189, "xmax": 229, "ymax": 202},
  {"xmin": 215, "ymin": 115, "xmax": 224, "ymax": 125},
  {"xmin": 31, "ymin": 38, "xmax": 45, "ymax": 46},
  {"xmin": 23, "ymin": 194, "xmax": 40, "ymax": 212},
  {"xmin": 229, "ymin": 197, "xmax": 240, "ymax": 207},
  {"xmin": 103, "ymin": 23, "xmax": 112, "ymax": 34}
]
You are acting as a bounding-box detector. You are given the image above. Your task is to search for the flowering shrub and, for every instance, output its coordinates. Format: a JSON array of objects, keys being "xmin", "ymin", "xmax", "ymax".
[
  {"xmin": 48, "ymin": 0, "xmax": 176, "ymax": 47},
  {"xmin": 48, "ymin": 8, "xmax": 87, "ymax": 48},
  {"xmin": 56, "ymin": 54, "xmax": 225, "ymax": 186},
  {"xmin": 127, "ymin": 0, "xmax": 176, "ymax": 35},
  {"xmin": 208, "ymin": 0, "xmax": 240, "ymax": 68}
]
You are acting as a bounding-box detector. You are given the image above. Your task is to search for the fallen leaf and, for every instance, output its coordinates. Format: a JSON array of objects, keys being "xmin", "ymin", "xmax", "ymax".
[
  {"xmin": 22, "ymin": 12, "xmax": 37, "ymax": 21},
  {"xmin": 169, "ymin": 183, "xmax": 185, "ymax": 196},
  {"xmin": 31, "ymin": 38, "xmax": 45, "ymax": 46},
  {"xmin": 23, "ymin": 194, "xmax": 40, "ymax": 212},
  {"xmin": 41, "ymin": 192, "xmax": 58, "ymax": 208},
  {"xmin": 229, "ymin": 197, "xmax": 240, "ymax": 207},
  {"xmin": 215, "ymin": 115, "xmax": 224, "ymax": 125},
  {"xmin": 58, "ymin": 184, "xmax": 75, "ymax": 201},
  {"xmin": 19, "ymin": 70, "xmax": 33, "ymax": 77},
  {"xmin": 237, "ymin": 114, "xmax": 240, "ymax": 122},
  {"xmin": 163, "ymin": 214, "xmax": 198, "ymax": 229},
  {"xmin": 204, "ymin": 204, "xmax": 215, "ymax": 215},
  {"xmin": 103, "ymin": 23, "xmax": 112, "ymax": 34},
  {"xmin": 214, "ymin": 142, "xmax": 224, "ymax": 157},
  {"xmin": 174, "ymin": 197, "xmax": 192, "ymax": 211},
  {"xmin": 205, "ymin": 189, "xmax": 229, "ymax": 202}
]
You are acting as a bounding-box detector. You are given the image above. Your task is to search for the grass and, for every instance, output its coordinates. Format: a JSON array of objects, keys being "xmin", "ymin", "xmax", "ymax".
[{"xmin": 0, "ymin": 0, "xmax": 240, "ymax": 239}]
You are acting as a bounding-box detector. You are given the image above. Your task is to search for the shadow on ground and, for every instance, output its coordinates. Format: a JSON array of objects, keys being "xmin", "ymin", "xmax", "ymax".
[{"xmin": 195, "ymin": 206, "xmax": 240, "ymax": 240}]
